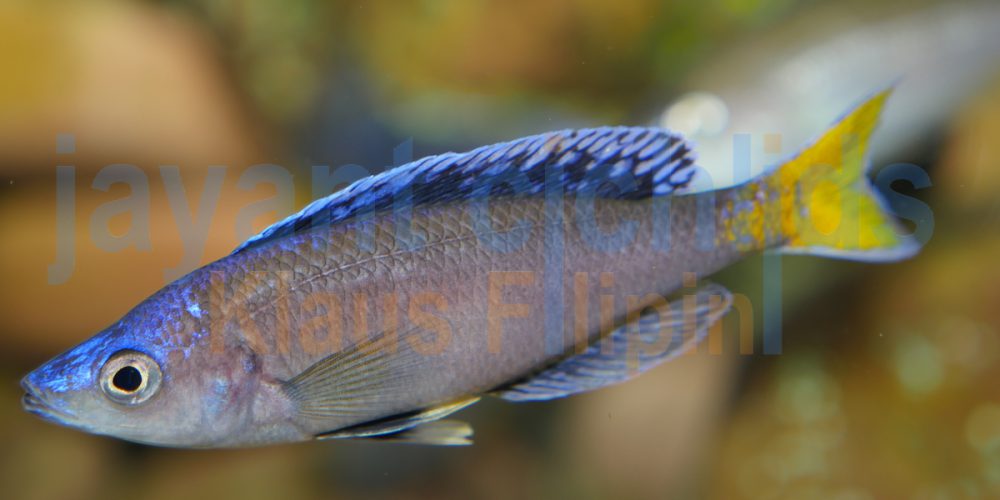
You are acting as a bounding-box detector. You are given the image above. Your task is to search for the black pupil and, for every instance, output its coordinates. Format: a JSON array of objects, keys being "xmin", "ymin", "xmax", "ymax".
[{"xmin": 112, "ymin": 366, "xmax": 143, "ymax": 392}]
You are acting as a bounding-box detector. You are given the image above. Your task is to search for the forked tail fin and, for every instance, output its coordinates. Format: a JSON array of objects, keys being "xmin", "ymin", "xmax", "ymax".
[{"xmin": 773, "ymin": 89, "xmax": 920, "ymax": 261}]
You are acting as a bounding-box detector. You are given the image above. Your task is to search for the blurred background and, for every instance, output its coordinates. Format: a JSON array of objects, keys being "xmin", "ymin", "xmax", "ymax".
[{"xmin": 1, "ymin": 0, "xmax": 999, "ymax": 498}]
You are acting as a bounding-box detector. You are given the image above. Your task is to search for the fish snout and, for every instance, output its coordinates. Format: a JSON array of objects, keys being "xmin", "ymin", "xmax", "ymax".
[
  {"xmin": 21, "ymin": 374, "xmax": 48, "ymax": 412},
  {"xmin": 20, "ymin": 372, "xmax": 69, "ymax": 424}
]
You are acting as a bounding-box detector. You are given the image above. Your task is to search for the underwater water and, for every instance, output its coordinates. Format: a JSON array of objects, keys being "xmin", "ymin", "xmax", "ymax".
[{"xmin": 1, "ymin": 0, "xmax": 999, "ymax": 498}]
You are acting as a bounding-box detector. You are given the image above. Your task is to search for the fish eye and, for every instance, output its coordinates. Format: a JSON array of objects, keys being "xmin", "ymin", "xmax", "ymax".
[{"xmin": 99, "ymin": 350, "xmax": 162, "ymax": 406}]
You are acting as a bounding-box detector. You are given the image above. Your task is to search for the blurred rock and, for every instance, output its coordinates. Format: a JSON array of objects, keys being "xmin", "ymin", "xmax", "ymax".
[
  {"xmin": 561, "ymin": 349, "xmax": 740, "ymax": 498},
  {"xmin": 0, "ymin": 1, "xmax": 269, "ymax": 174}
]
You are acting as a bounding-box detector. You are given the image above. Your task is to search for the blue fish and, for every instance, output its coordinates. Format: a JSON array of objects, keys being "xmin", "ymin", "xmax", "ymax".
[{"xmin": 22, "ymin": 91, "xmax": 917, "ymax": 447}]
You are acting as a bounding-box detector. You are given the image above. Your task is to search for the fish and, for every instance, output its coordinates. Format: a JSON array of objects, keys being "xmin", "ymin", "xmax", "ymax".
[
  {"xmin": 21, "ymin": 90, "xmax": 918, "ymax": 448},
  {"xmin": 659, "ymin": 1, "xmax": 1000, "ymax": 183}
]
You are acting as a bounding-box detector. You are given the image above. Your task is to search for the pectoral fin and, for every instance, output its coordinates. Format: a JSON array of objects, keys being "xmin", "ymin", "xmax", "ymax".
[
  {"xmin": 492, "ymin": 282, "xmax": 732, "ymax": 402},
  {"xmin": 282, "ymin": 333, "xmax": 426, "ymax": 422},
  {"xmin": 316, "ymin": 397, "xmax": 480, "ymax": 446},
  {"xmin": 286, "ymin": 333, "xmax": 479, "ymax": 446}
]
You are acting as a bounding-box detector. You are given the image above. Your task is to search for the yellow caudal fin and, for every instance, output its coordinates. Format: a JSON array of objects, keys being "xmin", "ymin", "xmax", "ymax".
[{"xmin": 773, "ymin": 89, "xmax": 920, "ymax": 261}]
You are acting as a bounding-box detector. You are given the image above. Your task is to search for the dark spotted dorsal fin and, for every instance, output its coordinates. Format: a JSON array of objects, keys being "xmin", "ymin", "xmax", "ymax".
[{"xmin": 233, "ymin": 126, "xmax": 698, "ymax": 254}]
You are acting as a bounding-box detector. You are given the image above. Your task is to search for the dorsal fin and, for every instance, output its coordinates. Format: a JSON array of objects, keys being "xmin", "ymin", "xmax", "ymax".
[{"xmin": 233, "ymin": 126, "xmax": 698, "ymax": 254}]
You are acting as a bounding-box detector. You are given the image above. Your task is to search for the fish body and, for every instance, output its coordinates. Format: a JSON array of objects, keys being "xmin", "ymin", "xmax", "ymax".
[
  {"xmin": 23, "ymin": 91, "xmax": 917, "ymax": 447},
  {"xmin": 661, "ymin": 1, "xmax": 1000, "ymax": 183}
]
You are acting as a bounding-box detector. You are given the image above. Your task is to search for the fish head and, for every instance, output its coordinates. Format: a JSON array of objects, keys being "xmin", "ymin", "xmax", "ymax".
[{"xmin": 21, "ymin": 309, "xmax": 266, "ymax": 448}]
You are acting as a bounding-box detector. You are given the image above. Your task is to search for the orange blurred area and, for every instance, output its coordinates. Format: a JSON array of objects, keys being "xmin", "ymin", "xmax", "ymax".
[
  {"xmin": 0, "ymin": 1, "xmax": 270, "ymax": 173},
  {"xmin": 1, "ymin": 0, "xmax": 998, "ymax": 499}
]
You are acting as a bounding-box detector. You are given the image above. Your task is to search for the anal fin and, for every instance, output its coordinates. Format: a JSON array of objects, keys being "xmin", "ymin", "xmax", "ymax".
[
  {"xmin": 316, "ymin": 397, "xmax": 479, "ymax": 446},
  {"xmin": 492, "ymin": 282, "xmax": 732, "ymax": 402}
]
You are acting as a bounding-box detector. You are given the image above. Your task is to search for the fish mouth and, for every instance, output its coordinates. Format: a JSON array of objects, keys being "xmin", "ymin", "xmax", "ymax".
[{"xmin": 21, "ymin": 377, "xmax": 74, "ymax": 425}]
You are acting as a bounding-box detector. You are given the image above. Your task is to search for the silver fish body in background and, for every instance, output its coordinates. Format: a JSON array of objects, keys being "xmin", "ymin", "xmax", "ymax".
[
  {"xmin": 659, "ymin": 1, "xmax": 1000, "ymax": 185},
  {"xmin": 22, "ymin": 91, "xmax": 917, "ymax": 447}
]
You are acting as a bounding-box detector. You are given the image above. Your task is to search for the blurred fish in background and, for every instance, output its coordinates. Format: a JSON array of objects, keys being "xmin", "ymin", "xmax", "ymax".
[
  {"xmin": 660, "ymin": 0, "xmax": 1000, "ymax": 182},
  {"xmin": 0, "ymin": 0, "xmax": 998, "ymax": 499}
]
